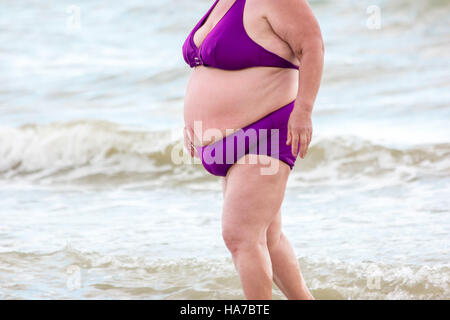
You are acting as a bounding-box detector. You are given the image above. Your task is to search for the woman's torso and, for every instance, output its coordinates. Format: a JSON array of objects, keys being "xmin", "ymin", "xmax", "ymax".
[{"xmin": 183, "ymin": 0, "xmax": 299, "ymax": 147}]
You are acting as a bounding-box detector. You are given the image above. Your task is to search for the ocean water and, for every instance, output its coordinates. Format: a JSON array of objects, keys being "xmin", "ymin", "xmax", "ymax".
[{"xmin": 0, "ymin": 0, "xmax": 449, "ymax": 299}]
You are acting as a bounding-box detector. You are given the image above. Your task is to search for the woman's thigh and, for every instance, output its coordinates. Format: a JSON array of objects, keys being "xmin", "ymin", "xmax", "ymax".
[{"xmin": 221, "ymin": 154, "xmax": 290, "ymax": 243}]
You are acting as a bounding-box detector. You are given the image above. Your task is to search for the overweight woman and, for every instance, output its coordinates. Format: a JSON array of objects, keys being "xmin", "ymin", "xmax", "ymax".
[{"xmin": 182, "ymin": 0, "xmax": 324, "ymax": 299}]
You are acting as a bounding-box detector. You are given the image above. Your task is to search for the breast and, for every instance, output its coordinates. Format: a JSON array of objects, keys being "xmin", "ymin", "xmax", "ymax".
[
  {"xmin": 182, "ymin": 34, "xmax": 198, "ymax": 68},
  {"xmin": 189, "ymin": 0, "xmax": 299, "ymax": 71}
]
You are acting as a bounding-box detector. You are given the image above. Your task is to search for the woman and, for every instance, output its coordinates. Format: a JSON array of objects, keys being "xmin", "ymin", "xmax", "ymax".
[{"xmin": 182, "ymin": 0, "xmax": 323, "ymax": 300}]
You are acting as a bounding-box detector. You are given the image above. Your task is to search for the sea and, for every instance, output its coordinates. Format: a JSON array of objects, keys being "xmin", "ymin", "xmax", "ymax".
[{"xmin": 0, "ymin": 0, "xmax": 449, "ymax": 299}]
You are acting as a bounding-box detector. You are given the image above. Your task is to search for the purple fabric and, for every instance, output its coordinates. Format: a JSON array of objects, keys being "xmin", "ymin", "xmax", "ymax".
[
  {"xmin": 182, "ymin": 0, "xmax": 300, "ymax": 70},
  {"xmin": 195, "ymin": 100, "xmax": 300, "ymax": 177}
]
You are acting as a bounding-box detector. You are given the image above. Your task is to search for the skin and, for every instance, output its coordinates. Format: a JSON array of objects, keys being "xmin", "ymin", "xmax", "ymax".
[
  {"xmin": 222, "ymin": 154, "xmax": 314, "ymax": 299},
  {"xmin": 183, "ymin": 0, "xmax": 324, "ymax": 299}
]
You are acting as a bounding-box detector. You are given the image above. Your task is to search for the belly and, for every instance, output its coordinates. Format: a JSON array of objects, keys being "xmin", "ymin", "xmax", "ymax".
[{"xmin": 184, "ymin": 66, "xmax": 298, "ymax": 146}]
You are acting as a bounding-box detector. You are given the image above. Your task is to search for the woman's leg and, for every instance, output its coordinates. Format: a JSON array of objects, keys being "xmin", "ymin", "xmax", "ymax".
[
  {"xmin": 266, "ymin": 209, "xmax": 314, "ymax": 299},
  {"xmin": 221, "ymin": 154, "xmax": 290, "ymax": 299}
]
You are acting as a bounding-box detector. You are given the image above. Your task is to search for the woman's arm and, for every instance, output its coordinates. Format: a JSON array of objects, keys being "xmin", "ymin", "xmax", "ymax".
[{"xmin": 265, "ymin": 0, "xmax": 324, "ymax": 158}]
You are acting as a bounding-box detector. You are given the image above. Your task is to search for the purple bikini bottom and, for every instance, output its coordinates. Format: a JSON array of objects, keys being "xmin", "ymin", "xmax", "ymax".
[{"xmin": 195, "ymin": 100, "xmax": 300, "ymax": 177}]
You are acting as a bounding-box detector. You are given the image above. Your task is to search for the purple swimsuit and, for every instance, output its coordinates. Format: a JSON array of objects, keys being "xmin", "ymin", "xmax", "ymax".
[{"xmin": 182, "ymin": 0, "xmax": 301, "ymax": 176}]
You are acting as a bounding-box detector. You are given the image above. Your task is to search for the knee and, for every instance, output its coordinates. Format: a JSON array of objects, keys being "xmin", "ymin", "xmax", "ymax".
[{"xmin": 222, "ymin": 227, "xmax": 263, "ymax": 255}]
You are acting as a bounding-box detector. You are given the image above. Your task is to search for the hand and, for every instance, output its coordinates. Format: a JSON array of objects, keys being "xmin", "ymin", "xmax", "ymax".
[
  {"xmin": 286, "ymin": 107, "xmax": 313, "ymax": 159},
  {"xmin": 183, "ymin": 126, "xmax": 199, "ymax": 158},
  {"xmin": 183, "ymin": 126, "xmax": 194, "ymax": 158}
]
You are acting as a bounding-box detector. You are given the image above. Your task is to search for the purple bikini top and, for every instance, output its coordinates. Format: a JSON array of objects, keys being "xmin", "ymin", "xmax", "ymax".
[{"xmin": 182, "ymin": 0, "xmax": 300, "ymax": 70}]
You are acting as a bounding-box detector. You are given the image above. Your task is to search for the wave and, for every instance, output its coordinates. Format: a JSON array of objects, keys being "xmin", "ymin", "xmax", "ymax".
[
  {"xmin": 0, "ymin": 246, "xmax": 448, "ymax": 299},
  {"xmin": 0, "ymin": 121, "xmax": 449, "ymax": 186}
]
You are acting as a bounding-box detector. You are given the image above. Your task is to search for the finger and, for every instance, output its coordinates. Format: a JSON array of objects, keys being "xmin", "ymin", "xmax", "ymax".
[
  {"xmin": 300, "ymin": 132, "xmax": 307, "ymax": 158},
  {"xmin": 286, "ymin": 127, "xmax": 292, "ymax": 145},
  {"xmin": 192, "ymin": 144, "xmax": 199, "ymax": 158},
  {"xmin": 186, "ymin": 127, "xmax": 193, "ymax": 142},
  {"xmin": 305, "ymin": 133, "xmax": 311, "ymax": 157},
  {"xmin": 291, "ymin": 132, "xmax": 300, "ymax": 157},
  {"xmin": 307, "ymin": 129, "xmax": 312, "ymax": 151},
  {"xmin": 184, "ymin": 127, "xmax": 195, "ymax": 158}
]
